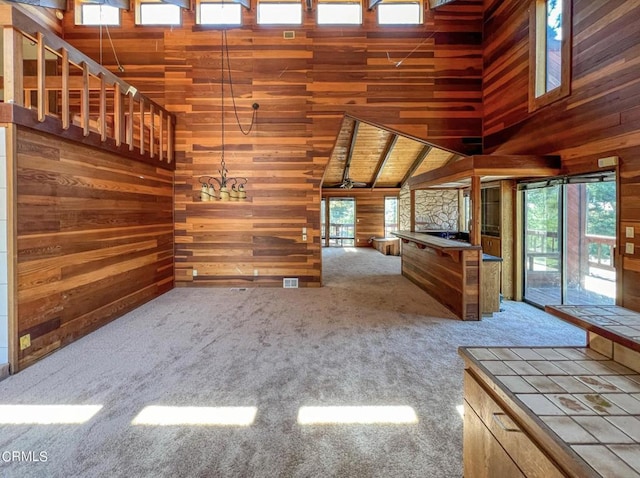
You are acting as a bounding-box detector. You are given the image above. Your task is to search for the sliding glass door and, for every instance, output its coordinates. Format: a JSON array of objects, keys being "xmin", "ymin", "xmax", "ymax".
[
  {"xmin": 523, "ymin": 175, "xmax": 616, "ymax": 307},
  {"xmin": 524, "ymin": 185, "xmax": 562, "ymax": 305}
]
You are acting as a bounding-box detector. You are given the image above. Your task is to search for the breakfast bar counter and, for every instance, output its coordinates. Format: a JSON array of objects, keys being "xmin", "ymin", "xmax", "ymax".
[
  {"xmin": 460, "ymin": 304, "xmax": 640, "ymax": 477},
  {"xmin": 393, "ymin": 231, "xmax": 482, "ymax": 320}
]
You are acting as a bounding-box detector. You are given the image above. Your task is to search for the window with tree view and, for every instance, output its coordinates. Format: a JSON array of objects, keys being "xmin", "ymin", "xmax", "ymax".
[
  {"xmin": 385, "ymin": 197, "xmax": 398, "ymax": 237},
  {"xmin": 530, "ymin": 0, "xmax": 571, "ymax": 110},
  {"xmin": 328, "ymin": 198, "xmax": 355, "ymax": 247}
]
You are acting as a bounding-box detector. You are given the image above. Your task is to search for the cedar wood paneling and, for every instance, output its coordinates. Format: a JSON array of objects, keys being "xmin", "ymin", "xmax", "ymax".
[
  {"xmin": 62, "ymin": 1, "xmax": 484, "ymax": 288},
  {"xmin": 15, "ymin": 127, "xmax": 174, "ymax": 370},
  {"xmin": 483, "ymin": 0, "xmax": 640, "ymax": 311}
]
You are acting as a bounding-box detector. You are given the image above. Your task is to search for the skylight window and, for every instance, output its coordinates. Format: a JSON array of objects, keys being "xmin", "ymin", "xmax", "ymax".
[
  {"xmin": 199, "ymin": 2, "xmax": 243, "ymax": 25},
  {"xmin": 257, "ymin": 2, "xmax": 302, "ymax": 25},
  {"xmin": 317, "ymin": 2, "xmax": 362, "ymax": 25},
  {"xmin": 79, "ymin": 4, "xmax": 120, "ymax": 26},
  {"xmin": 378, "ymin": 2, "xmax": 421, "ymax": 25},
  {"xmin": 138, "ymin": 2, "xmax": 182, "ymax": 25}
]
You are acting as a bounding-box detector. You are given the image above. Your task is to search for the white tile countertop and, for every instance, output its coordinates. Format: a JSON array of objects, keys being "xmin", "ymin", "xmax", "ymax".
[{"xmin": 460, "ymin": 346, "xmax": 640, "ymax": 478}]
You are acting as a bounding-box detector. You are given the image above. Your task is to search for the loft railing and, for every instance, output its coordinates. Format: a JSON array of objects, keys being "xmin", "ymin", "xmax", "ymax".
[{"xmin": 0, "ymin": 4, "xmax": 175, "ymax": 167}]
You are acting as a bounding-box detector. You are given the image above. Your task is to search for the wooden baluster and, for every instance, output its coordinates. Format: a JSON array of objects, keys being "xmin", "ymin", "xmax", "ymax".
[
  {"xmin": 37, "ymin": 32, "xmax": 46, "ymax": 122},
  {"xmin": 81, "ymin": 62, "xmax": 90, "ymax": 137},
  {"xmin": 158, "ymin": 109, "xmax": 164, "ymax": 162},
  {"xmin": 99, "ymin": 73, "xmax": 107, "ymax": 142},
  {"xmin": 128, "ymin": 92, "xmax": 134, "ymax": 151},
  {"xmin": 140, "ymin": 98, "xmax": 145, "ymax": 155},
  {"xmin": 149, "ymin": 103, "xmax": 155, "ymax": 158},
  {"xmin": 61, "ymin": 48, "xmax": 70, "ymax": 130},
  {"xmin": 114, "ymin": 83, "xmax": 122, "ymax": 147},
  {"xmin": 167, "ymin": 115, "xmax": 174, "ymax": 164}
]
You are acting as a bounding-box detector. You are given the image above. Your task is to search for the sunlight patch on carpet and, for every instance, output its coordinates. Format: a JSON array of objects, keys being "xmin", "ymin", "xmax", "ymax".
[
  {"xmin": 297, "ymin": 405, "xmax": 418, "ymax": 425},
  {"xmin": 0, "ymin": 405, "xmax": 103, "ymax": 424},
  {"xmin": 132, "ymin": 406, "xmax": 257, "ymax": 426}
]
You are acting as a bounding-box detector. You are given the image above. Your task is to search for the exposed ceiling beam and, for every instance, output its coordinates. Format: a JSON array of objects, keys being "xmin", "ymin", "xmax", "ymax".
[
  {"xmin": 400, "ymin": 145, "xmax": 432, "ymax": 186},
  {"xmin": 371, "ymin": 134, "xmax": 398, "ymax": 189},
  {"xmin": 342, "ymin": 121, "xmax": 360, "ymax": 183},
  {"xmin": 443, "ymin": 152, "xmax": 460, "ymax": 166}
]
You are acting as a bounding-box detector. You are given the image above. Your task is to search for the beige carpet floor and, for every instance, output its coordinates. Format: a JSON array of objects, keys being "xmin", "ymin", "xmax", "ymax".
[{"xmin": 0, "ymin": 247, "xmax": 584, "ymax": 478}]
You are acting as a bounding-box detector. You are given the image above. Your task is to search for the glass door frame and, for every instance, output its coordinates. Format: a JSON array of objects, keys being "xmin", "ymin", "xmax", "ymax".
[{"xmin": 520, "ymin": 171, "xmax": 617, "ymax": 308}]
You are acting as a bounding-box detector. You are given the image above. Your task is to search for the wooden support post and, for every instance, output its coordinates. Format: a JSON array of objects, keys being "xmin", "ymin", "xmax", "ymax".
[
  {"xmin": 5, "ymin": 124, "xmax": 19, "ymax": 372},
  {"xmin": 36, "ymin": 32, "xmax": 46, "ymax": 122},
  {"xmin": 470, "ymin": 175, "xmax": 481, "ymax": 246},
  {"xmin": 3, "ymin": 26, "xmax": 24, "ymax": 106},
  {"xmin": 61, "ymin": 48, "xmax": 70, "ymax": 130},
  {"xmin": 410, "ymin": 189, "xmax": 416, "ymax": 232}
]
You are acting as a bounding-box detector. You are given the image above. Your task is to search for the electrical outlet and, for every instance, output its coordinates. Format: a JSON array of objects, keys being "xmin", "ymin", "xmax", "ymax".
[
  {"xmin": 302, "ymin": 234, "xmax": 307, "ymax": 241},
  {"xmin": 254, "ymin": 269, "xmax": 259, "ymax": 276},
  {"xmin": 626, "ymin": 242, "xmax": 635, "ymax": 255},
  {"xmin": 627, "ymin": 226, "xmax": 635, "ymax": 238},
  {"xmin": 193, "ymin": 269, "xmax": 198, "ymax": 277},
  {"xmin": 20, "ymin": 334, "xmax": 31, "ymax": 350}
]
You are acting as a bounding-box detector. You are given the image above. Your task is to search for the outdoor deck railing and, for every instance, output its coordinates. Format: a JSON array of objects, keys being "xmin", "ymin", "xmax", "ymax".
[{"xmin": 525, "ymin": 229, "xmax": 615, "ymax": 276}]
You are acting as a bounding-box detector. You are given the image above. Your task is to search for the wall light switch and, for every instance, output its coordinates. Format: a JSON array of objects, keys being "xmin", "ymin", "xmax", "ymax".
[
  {"xmin": 626, "ymin": 226, "xmax": 635, "ymax": 238},
  {"xmin": 193, "ymin": 269, "xmax": 198, "ymax": 276},
  {"xmin": 626, "ymin": 242, "xmax": 635, "ymax": 255},
  {"xmin": 302, "ymin": 227, "xmax": 307, "ymax": 234}
]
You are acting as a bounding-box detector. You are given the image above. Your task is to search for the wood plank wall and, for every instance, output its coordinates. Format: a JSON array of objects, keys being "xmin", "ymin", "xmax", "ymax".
[
  {"xmin": 62, "ymin": 1, "xmax": 483, "ymax": 288},
  {"xmin": 322, "ymin": 189, "xmax": 399, "ymax": 247},
  {"xmin": 14, "ymin": 126, "xmax": 173, "ymax": 370},
  {"xmin": 483, "ymin": 0, "xmax": 640, "ymax": 311}
]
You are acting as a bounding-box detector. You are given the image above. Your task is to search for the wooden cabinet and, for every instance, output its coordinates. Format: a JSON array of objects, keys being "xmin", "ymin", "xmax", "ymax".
[
  {"xmin": 463, "ymin": 371, "xmax": 565, "ymax": 478},
  {"xmin": 481, "ymin": 235, "xmax": 501, "ymax": 257},
  {"xmin": 464, "ymin": 401, "xmax": 525, "ymax": 478}
]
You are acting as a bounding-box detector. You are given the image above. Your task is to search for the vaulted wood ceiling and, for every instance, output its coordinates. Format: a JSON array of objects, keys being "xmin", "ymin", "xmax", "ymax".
[{"xmin": 322, "ymin": 116, "xmax": 466, "ymax": 190}]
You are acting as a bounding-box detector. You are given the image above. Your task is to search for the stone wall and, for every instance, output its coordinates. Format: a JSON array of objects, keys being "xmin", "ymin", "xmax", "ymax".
[{"xmin": 399, "ymin": 184, "xmax": 459, "ymax": 231}]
